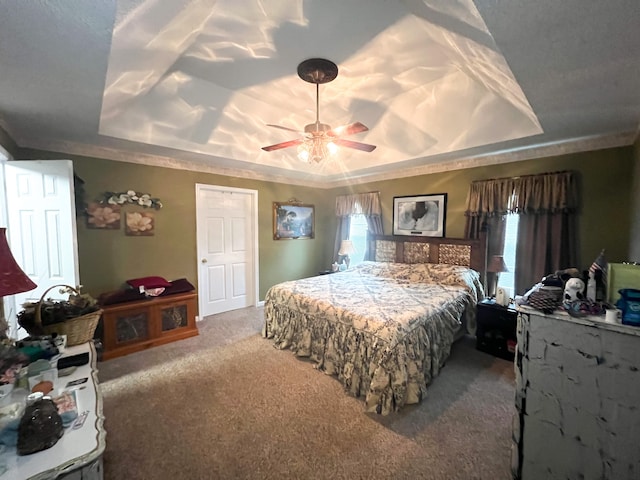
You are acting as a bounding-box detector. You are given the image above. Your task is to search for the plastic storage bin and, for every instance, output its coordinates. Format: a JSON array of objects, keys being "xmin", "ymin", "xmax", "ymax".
[{"xmin": 616, "ymin": 288, "xmax": 640, "ymax": 326}]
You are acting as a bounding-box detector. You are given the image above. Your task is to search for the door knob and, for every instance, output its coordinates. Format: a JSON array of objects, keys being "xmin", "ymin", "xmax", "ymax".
[{"xmin": 201, "ymin": 259, "xmax": 207, "ymax": 263}]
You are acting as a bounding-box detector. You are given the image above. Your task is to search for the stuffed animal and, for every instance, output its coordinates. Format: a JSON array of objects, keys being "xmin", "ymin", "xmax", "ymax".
[
  {"xmin": 516, "ymin": 268, "xmax": 584, "ymax": 307},
  {"xmin": 563, "ymin": 277, "xmax": 586, "ymax": 303}
]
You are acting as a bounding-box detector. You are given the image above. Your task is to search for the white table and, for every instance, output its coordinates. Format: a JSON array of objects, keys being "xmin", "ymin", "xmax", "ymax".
[{"xmin": 0, "ymin": 342, "xmax": 105, "ymax": 480}]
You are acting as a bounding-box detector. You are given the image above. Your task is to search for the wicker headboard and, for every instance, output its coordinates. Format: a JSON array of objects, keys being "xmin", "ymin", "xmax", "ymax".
[{"xmin": 367, "ymin": 232, "xmax": 487, "ymax": 276}]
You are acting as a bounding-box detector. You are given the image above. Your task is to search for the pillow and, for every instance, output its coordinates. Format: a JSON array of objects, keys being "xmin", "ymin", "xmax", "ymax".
[
  {"xmin": 98, "ymin": 289, "xmax": 145, "ymax": 306},
  {"xmin": 126, "ymin": 276, "xmax": 172, "ymax": 289},
  {"xmin": 160, "ymin": 278, "xmax": 195, "ymax": 296}
]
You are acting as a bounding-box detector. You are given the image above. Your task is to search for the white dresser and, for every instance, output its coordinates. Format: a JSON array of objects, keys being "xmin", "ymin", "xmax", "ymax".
[
  {"xmin": 0, "ymin": 342, "xmax": 105, "ymax": 480},
  {"xmin": 513, "ymin": 306, "xmax": 640, "ymax": 479}
]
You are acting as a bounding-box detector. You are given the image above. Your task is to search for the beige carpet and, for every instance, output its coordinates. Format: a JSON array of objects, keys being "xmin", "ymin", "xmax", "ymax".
[{"xmin": 98, "ymin": 307, "xmax": 515, "ymax": 480}]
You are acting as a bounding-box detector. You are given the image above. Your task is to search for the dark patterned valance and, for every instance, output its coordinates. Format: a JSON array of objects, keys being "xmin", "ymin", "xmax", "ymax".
[{"xmin": 465, "ymin": 171, "xmax": 578, "ymax": 217}]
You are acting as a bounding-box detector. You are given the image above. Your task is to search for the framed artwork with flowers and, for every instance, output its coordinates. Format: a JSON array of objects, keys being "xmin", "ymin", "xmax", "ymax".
[
  {"xmin": 86, "ymin": 202, "xmax": 121, "ymax": 229},
  {"xmin": 86, "ymin": 190, "xmax": 162, "ymax": 235},
  {"xmin": 125, "ymin": 211, "xmax": 155, "ymax": 236}
]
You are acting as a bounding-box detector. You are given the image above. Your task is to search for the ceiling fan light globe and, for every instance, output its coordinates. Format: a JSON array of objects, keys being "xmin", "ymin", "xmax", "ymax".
[
  {"xmin": 327, "ymin": 141, "xmax": 338, "ymax": 155},
  {"xmin": 297, "ymin": 144, "xmax": 310, "ymax": 162}
]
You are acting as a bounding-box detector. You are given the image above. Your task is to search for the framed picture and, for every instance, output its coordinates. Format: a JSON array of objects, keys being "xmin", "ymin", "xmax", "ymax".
[
  {"xmin": 393, "ymin": 193, "xmax": 447, "ymax": 237},
  {"xmin": 273, "ymin": 201, "xmax": 315, "ymax": 240},
  {"xmin": 85, "ymin": 202, "xmax": 121, "ymax": 229},
  {"xmin": 125, "ymin": 211, "xmax": 155, "ymax": 236}
]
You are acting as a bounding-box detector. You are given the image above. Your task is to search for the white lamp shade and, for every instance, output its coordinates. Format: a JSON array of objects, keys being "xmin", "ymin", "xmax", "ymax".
[{"xmin": 338, "ymin": 240, "xmax": 356, "ymax": 256}]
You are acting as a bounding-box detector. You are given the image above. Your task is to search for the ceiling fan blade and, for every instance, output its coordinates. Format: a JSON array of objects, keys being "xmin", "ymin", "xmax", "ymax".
[
  {"xmin": 327, "ymin": 122, "xmax": 369, "ymax": 137},
  {"xmin": 333, "ymin": 138, "xmax": 377, "ymax": 152},
  {"xmin": 266, "ymin": 124, "xmax": 303, "ymax": 134},
  {"xmin": 261, "ymin": 138, "xmax": 304, "ymax": 152}
]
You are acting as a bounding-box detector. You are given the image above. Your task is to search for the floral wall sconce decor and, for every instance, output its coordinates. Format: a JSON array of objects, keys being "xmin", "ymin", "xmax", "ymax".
[
  {"xmin": 125, "ymin": 211, "xmax": 155, "ymax": 236},
  {"xmin": 101, "ymin": 190, "xmax": 163, "ymax": 209},
  {"xmin": 86, "ymin": 202, "xmax": 121, "ymax": 229}
]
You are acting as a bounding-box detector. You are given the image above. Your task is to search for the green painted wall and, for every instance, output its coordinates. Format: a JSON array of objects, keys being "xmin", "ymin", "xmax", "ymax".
[
  {"xmin": 17, "ymin": 151, "xmax": 336, "ymax": 300},
  {"xmin": 339, "ymin": 147, "xmax": 635, "ymax": 271},
  {"xmin": 17, "ymin": 144, "xmax": 635, "ymax": 304},
  {"xmin": 630, "ymin": 135, "xmax": 640, "ymax": 260}
]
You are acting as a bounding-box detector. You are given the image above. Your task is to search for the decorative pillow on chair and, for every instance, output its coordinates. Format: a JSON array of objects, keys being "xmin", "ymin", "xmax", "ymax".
[{"xmin": 126, "ymin": 276, "xmax": 172, "ymax": 289}]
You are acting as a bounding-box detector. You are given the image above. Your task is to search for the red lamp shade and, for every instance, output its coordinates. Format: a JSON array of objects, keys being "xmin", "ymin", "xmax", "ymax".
[{"xmin": 0, "ymin": 227, "xmax": 37, "ymax": 296}]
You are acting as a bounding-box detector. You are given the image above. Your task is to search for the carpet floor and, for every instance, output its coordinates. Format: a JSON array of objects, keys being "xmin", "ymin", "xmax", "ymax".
[{"xmin": 97, "ymin": 306, "xmax": 515, "ymax": 480}]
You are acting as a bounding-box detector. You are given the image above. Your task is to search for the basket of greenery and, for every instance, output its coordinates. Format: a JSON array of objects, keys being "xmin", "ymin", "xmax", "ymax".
[{"xmin": 17, "ymin": 285, "xmax": 102, "ymax": 346}]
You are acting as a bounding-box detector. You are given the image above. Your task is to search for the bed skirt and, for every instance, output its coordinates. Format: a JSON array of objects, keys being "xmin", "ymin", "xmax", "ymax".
[{"xmin": 263, "ymin": 301, "xmax": 466, "ymax": 415}]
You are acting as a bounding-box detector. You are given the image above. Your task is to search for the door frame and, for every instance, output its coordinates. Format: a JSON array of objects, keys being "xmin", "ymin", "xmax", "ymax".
[
  {"xmin": 195, "ymin": 184, "xmax": 259, "ymax": 319},
  {"xmin": 0, "ymin": 153, "xmax": 10, "ymax": 334}
]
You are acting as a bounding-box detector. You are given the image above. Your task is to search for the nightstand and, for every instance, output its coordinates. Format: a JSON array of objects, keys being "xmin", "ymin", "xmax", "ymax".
[{"xmin": 476, "ymin": 299, "xmax": 517, "ymax": 360}]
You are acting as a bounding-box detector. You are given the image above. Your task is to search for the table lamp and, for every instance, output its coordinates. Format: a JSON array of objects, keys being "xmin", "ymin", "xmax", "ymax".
[
  {"xmin": 487, "ymin": 254, "xmax": 508, "ymax": 298},
  {"xmin": 338, "ymin": 240, "xmax": 356, "ymax": 269},
  {"xmin": 0, "ymin": 227, "xmax": 37, "ymax": 337}
]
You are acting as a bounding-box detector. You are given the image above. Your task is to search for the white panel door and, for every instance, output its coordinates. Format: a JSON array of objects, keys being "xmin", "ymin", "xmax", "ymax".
[
  {"xmin": 196, "ymin": 185, "xmax": 257, "ymax": 317},
  {"xmin": 3, "ymin": 160, "xmax": 79, "ymax": 337}
]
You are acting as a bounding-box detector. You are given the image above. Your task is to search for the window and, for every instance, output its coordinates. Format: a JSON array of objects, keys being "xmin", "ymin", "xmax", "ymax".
[
  {"xmin": 348, "ymin": 215, "xmax": 368, "ymax": 267},
  {"xmin": 497, "ymin": 214, "xmax": 519, "ymax": 298}
]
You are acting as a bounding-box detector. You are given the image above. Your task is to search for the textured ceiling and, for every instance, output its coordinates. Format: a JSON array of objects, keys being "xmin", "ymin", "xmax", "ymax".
[{"xmin": 0, "ymin": 0, "xmax": 638, "ymax": 187}]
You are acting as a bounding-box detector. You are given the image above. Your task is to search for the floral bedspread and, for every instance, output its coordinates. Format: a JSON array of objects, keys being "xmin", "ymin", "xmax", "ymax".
[{"xmin": 263, "ymin": 261, "xmax": 484, "ymax": 415}]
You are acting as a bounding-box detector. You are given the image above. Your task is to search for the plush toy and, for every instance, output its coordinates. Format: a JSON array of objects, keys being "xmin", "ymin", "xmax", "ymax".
[
  {"xmin": 563, "ymin": 277, "xmax": 586, "ymax": 303},
  {"xmin": 516, "ymin": 267, "xmax": 584, "ymax": 307}
]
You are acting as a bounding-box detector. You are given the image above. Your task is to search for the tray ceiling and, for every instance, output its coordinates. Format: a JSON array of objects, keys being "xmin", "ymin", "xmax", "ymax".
[{"xmin": 0, "ymin": 0, "xmax": 638, "ymax": 187}]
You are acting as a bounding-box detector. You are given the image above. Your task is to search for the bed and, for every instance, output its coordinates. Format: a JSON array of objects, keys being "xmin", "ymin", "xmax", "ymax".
[{"xmin": 263, "ymin": 233, "xmax": 486, "ymax": 415}]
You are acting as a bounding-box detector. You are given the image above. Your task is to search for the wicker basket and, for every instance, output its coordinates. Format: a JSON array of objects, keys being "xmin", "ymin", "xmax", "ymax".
[
  {"xmin": 33, "ymin": 284, "xmax": 102, "ymax": 347},
  {"xmin": 528, "ymin": 286, "xmax": 563, "ymax": 314}
]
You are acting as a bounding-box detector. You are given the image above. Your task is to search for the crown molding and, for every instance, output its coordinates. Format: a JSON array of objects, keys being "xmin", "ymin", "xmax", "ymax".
[
  {"xmin": 19, "ymin": 138, "xmax": 331, "ymax": 188},
  {"xmin": 16, "ymin": 130, "xmax": 637, "ymax": 190},
  {"xmin": 327, "ymin": 131, "xmax": 638, "ymax": 187}
]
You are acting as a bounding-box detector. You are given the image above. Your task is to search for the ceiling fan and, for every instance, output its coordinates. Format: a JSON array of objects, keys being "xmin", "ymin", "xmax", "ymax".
[{"xmin": 261, "ymin": 58, "xmax": 376, "ymax": 163}]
